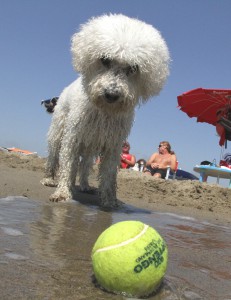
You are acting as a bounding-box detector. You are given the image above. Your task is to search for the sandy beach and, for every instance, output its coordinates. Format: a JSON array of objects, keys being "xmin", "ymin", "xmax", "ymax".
[
  {"xmin": 0, "ymin": 151, "xmax": 230, "ymax": 226},
  {"xmin": 0, "ymin": 150, "xmax": 231, "ymax": 300}
]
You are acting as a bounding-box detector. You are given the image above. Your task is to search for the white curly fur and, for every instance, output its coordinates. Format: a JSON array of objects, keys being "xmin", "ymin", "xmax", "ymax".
[{"xmin": 41, "ymin": 14, "xmax": 170, "ymax": 207}]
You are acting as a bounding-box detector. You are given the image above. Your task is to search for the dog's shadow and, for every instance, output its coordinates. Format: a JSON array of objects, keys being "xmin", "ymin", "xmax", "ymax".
[
  {"xmin": 73, "ymin": 185, "xmax": 152, "ymax": 215},
  {"xmin": 73, "ymin": 186, "xmax": 100, "ymax": 206}
]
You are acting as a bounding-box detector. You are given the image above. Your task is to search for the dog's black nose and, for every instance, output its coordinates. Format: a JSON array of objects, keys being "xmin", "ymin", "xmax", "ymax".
[{"xmin": 104, "ymin": 91, "xmax": 120, "ymax": 103}]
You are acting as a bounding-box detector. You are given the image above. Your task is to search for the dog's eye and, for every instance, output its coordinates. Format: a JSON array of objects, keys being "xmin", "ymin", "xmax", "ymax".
[
  {"xmin": 126, "ymin": 64, "xmax": 139, "ymax": 76},
  {"xmin": 101, "ymin": 57, "xmax": 112, "ymax": 68}
]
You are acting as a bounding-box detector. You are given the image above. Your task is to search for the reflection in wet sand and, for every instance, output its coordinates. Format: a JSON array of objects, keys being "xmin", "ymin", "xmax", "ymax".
[
  {"xmin": 0, "ymin": 196, "xmax": 231, "ymax": 299},
  {"xmin": 31, "ymin": 200, "xmax": 112, "ymax": 264}
]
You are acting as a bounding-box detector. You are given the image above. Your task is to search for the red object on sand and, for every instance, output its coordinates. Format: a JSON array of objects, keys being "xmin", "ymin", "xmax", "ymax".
[{"xmin": 7, "ymin": 147, "xmax": 35, "ymax": 155}]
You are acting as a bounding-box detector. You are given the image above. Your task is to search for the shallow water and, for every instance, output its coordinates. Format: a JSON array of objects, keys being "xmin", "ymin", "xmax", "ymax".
[{"xmin": 0, "ymin": 196, "xmax": 230, "ymax": 300}]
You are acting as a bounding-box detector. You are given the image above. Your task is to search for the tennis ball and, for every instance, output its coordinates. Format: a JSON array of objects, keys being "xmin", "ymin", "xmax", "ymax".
[{"xmin": 91, "ymin": 220, "xmax": 168, "ymax": 298}]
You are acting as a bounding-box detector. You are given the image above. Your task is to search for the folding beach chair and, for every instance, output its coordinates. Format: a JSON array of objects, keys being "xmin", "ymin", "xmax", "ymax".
[{"xmin": 165, "ymin": 161, "xmax": 178, "ymax": 180}]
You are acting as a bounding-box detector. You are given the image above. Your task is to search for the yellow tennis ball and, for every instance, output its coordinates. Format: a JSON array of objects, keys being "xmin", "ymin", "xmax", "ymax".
[{"xmin": 91, "ymin": 220, "xmax": 168, "ymax": 298}]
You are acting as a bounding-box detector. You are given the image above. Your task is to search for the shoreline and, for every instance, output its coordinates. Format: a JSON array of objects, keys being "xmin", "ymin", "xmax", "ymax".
[{"xmin": 0, "ymin": 151, "xmax": 230, "ymax": 226}]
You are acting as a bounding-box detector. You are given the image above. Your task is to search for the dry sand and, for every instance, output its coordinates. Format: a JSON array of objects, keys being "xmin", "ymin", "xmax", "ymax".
[{"xmin": 0, "ymin": 151, "xmax": 230, "ymax": 226}]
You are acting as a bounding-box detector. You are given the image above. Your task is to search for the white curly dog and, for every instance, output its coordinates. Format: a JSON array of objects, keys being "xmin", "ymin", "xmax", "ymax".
[{"xmin": 41, "ymin": 14, "xmax": 170, "ymax": 207}]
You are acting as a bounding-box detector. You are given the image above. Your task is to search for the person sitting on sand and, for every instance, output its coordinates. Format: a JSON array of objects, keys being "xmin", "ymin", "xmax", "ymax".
[
  {"xmin": 144, "ymin": 141, "xmax": 177, "ymax": 179},
  {"xmin": 120, "ymin": 141, "xmax": 136, "ymax": 169},
  {"xmin": 136, "ymin": 158, "xmax": 146, "ymax": 172}
]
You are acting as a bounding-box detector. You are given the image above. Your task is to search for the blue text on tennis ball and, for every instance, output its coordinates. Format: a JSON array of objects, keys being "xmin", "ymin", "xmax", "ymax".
[{"xmin": 91, "ymin": 220, "xmax": 168, "ymax": 297}]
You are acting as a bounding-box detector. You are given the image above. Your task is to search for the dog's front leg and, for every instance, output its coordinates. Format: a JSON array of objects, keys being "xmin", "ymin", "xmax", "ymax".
[{"xmin": 98, "ymin": 153, "xmax": 119, "ymax": 208}]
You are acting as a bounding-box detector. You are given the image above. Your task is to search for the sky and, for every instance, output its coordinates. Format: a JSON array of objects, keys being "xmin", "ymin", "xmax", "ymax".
[{"xmin": 1, "ymin": 0, "xmax": 231, "ymax": 185}]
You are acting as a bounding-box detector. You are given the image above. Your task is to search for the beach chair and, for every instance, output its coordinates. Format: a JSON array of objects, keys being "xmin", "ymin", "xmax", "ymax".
[{"xmin": 165, "ymin": 161, "xmax": 178, "ymax": 180}]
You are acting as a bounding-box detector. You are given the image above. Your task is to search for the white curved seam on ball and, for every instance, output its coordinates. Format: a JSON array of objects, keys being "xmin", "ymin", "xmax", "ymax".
[{"xmin": 95, "ymin": 224, "xmax": 149, "ymax": 253}]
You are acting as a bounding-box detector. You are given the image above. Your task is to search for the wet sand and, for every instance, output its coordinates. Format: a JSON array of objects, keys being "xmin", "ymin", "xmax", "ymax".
[
  {"xmin": 0, "ymin": 151, "xmax": 231, "ymax": 299},
  {"xmin": 0, "ymin": 151, "xmax": 230, "ymax": 226}
]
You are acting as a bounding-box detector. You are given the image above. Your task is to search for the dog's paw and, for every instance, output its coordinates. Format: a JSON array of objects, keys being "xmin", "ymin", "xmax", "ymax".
[
  {"xmin": 40, "ymin": 178, "xmax": 58, "ymax": 187},
  {"xmin": 100, "ymin": 197, "xmax": 120, "ymax": 208},
  {"xmin": 49, "ymin": 188, "xmax": 72, "ymax": 202}
]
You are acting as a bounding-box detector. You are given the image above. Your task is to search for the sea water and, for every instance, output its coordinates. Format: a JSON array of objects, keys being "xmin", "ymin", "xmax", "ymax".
[{"xmin": 0, "ymin": 196, "xmax": 230, "ymax": 299}]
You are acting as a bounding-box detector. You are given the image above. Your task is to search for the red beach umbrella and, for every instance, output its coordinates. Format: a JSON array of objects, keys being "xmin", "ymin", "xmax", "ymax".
[
  {"xmin": 177, "ymin": 88, "xmax": 231, "ymax": 125},
  {"xmin": 177, "ymin": 88, "xmax": 231, "ymax": 146}
]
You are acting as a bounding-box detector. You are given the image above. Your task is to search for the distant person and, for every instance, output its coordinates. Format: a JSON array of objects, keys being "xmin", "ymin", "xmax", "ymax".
[
  {"xmin": 136, "ymin": 158, "xmax": 146, "ymax": 172},
  {"xmin": 120, "ymin": 141, "xmax": 136, "ymax": 169},
  {"xmin": 199, "ymin": 160, "xmax": 212, "ymax": 182},
  {"xmin": 144, "ymin": 141, "xmax": 177, "ymax": 179}
]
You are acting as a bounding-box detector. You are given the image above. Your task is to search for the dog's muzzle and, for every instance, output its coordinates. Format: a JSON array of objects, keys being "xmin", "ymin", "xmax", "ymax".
[{"xmin": 104, "ymin": 87, "xmax": 120, "ymax": 103}]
